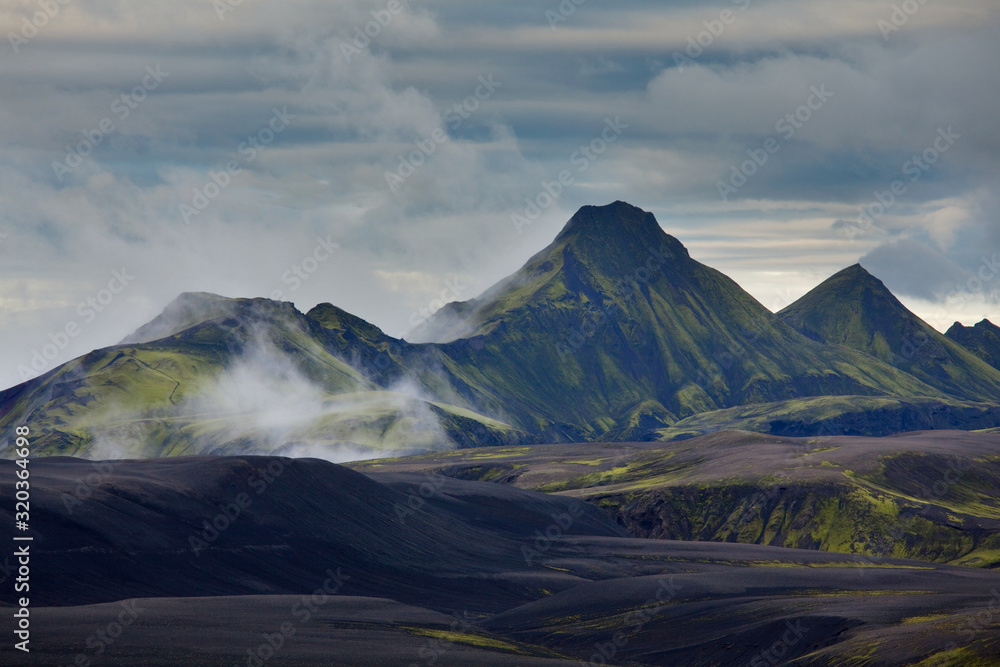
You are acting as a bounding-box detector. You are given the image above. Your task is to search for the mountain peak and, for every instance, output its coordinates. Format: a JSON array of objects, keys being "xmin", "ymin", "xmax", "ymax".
[
  {"xmin": 834, "ymin": 262, "xmax": 879, "ymax": 283},
  {"xmin": 556, "ymin": 201, "xmax": 664, "ymax": 241},
  {"xmin": 802, "ymin": 263, "xmax": 901, "ymax": 303},
  {"xmin": 779, "ymin": 263, "xmax": 906, "ymax": 326},
  {"xmin": 552, "ymin": 201, "xmax": 690, "ymax": 265},
  {"xmin": 946, "ymin": 319, "xmax": 1000, "ymax": 372}
]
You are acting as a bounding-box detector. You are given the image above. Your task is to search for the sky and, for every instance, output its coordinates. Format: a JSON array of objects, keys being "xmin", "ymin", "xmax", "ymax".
[{"xmin": 0, "ymin": 0, "xmax": 998, "ymax": 390}]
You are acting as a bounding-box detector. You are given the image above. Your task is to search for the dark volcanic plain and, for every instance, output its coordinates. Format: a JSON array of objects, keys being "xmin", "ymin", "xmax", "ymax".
[{"xmin": 2, "ymin": 444, "xmax": 1000, "ymax": 666}]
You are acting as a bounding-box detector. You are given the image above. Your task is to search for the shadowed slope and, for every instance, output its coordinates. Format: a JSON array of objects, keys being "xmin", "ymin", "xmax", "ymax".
[
  {"xmin": 947, "ymin": 318, "xmax": 1000, "ymax": 371},
  {"xmin": 0, "ymin": 455, "xmax": 625, "ymax": 610}
]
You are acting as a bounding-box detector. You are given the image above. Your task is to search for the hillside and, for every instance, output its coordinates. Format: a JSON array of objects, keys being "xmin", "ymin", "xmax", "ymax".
[
  {"xmin": 2, "ymin": 202, "xmax": 999, "ymax": 457},
  {"xmin": 351, "ymin": 429, "xmax": 1000, "ymax": 569},
  {"xmin": 778, "ymin": 264, "xmax": 1000, "ymax": 401},
  {"xmin": 947, "ymin": 318, "xmax": 1000, "ymax": 371},
  {"xmin": 4, "ymin": 454, "xmax": 1000, "ymax": 666},
  {"xmin": 423, "ymin": 203, "xmax": 948, "ymax": 440}
]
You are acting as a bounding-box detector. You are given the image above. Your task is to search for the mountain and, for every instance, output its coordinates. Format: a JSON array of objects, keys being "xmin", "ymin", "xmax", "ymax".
[
  {"xmin": 2, "ymin": 201, "xmax": 999, "ymax": 458},
  {"xmin": 422, "ymin": 202, "xmax": 945, "ymax": 439},
  {"xmin": 946, "ymin": 318, "xmax": 1000, "ymax": 371},
  {"xmin": 778, "ymin": 264, "xmax": 1000, "ymax": 402},
  {"xmin": 0, "ymin": 295, "xmax": 527, "ymax": 458}
]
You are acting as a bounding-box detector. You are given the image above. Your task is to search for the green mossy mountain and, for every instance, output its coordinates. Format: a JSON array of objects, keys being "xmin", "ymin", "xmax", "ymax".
[
  {"xmin": 778, "ymin": 264, "xmax": 1000, "ymax": 402},
  {"xmin": 947, "ymin": 319, "xmax": 1000, "ymax": 371},
  {"xmin": 0, "ymin": 296, "xmax": 527, "ymax": 458},
  {"xmin": 1, "ymin": 201, "xmax": 999, "ymax": 457},
  {"xmin": 422, "ymin": 202, "xmax": 946, "ymax": 440}
]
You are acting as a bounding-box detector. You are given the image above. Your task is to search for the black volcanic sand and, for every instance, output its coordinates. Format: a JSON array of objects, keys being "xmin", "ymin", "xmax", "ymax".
[{"xmin": 1, "ymin": 454, "xmax": 999, "ymax": 665}]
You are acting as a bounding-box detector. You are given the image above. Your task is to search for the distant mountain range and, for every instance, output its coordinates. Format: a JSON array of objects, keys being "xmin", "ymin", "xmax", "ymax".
[
  {"xmin": 947, "ymin": 318, "xmax": 1000, "ymax": 372},
  {"xmin": 3, "ymin": 201, "xmax": 999, "ymax": 458}
]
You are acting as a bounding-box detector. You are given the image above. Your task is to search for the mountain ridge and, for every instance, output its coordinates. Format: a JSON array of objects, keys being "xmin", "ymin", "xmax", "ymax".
[
  {"xmin": 778, "ymin": 263, "xmax": 1000, "ymax": 402},
  {"xmin": 947, "ymin": 318, "xmax": 1000, "ymax": 371},
  {"xmin": 2, "ymin": 201, "xmax": 998, "ymax": 457}
]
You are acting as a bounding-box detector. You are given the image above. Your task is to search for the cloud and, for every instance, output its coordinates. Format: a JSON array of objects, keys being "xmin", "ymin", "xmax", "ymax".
[
  {"xmin": 1, "ymin": 0, "xmax": 998, "ymax": 390},
  {"xmin": 861, "ymin": 238, "xmax": 977, "ymax": 302}
]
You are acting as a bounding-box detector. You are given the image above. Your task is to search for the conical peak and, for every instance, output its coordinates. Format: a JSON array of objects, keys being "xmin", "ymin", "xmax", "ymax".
[
  {"xmin": 838, "ymin": 263, "xmax": 874, "ymax": 280},
  {"xmin": 553, "ymin": 202, "xmax": 689, "ymax": 260},
  {"xmin": 557, "ymin": 201, "xmax": 659, "ymax": 240},
  {"xmin": 827, "ymin": 263, "xmax": 893, "ymax": 294}
]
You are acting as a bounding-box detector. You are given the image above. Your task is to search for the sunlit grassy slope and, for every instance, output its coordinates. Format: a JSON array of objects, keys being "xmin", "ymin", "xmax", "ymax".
[{"xmin": 0, "ymin": 296, "xmax": 527, "ymax": 458}]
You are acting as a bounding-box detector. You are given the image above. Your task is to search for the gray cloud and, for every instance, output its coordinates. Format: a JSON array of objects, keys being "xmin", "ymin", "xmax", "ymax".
[{"xmin": 0, "ymin": 0, "xmax": 998, "ymax": 388}]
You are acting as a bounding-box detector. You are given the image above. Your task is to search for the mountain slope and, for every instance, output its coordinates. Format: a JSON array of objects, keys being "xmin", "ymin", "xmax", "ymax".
[
  {"xmin": 778, "ymin": 264, "xmax": 1000, "ymax": 401},
  {"xmin": 0, "ymin": 296, "xmax": 526, "ymax": 458},
  {"xmin": 352, "ymin": 430, "xmax": 1000, "ymax": 569},
  {"xmin": 7, "ymin": 455, "xmax": 1000, "ymax": 666},
  {"xmin": 423, "ymin": 202, "xmax": 945, "ymax": 440},
  {"xmin": 947, "ymin": 318, "xmax": 1000, "ymax": 371},
  {"xmin": 2, "ymin": 202, "xmax": 998, "ymax": 455}
]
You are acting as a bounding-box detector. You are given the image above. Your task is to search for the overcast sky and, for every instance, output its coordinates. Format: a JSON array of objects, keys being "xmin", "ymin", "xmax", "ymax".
[{"xmin": 1, "ymin": 0, "xmax": 998, "ymax": 389}]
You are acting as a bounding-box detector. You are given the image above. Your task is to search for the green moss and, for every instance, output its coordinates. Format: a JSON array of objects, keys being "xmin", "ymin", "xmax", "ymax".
[{"xmin": 402, "ymin": 628, "xmax": 527, "ymax": 654}]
